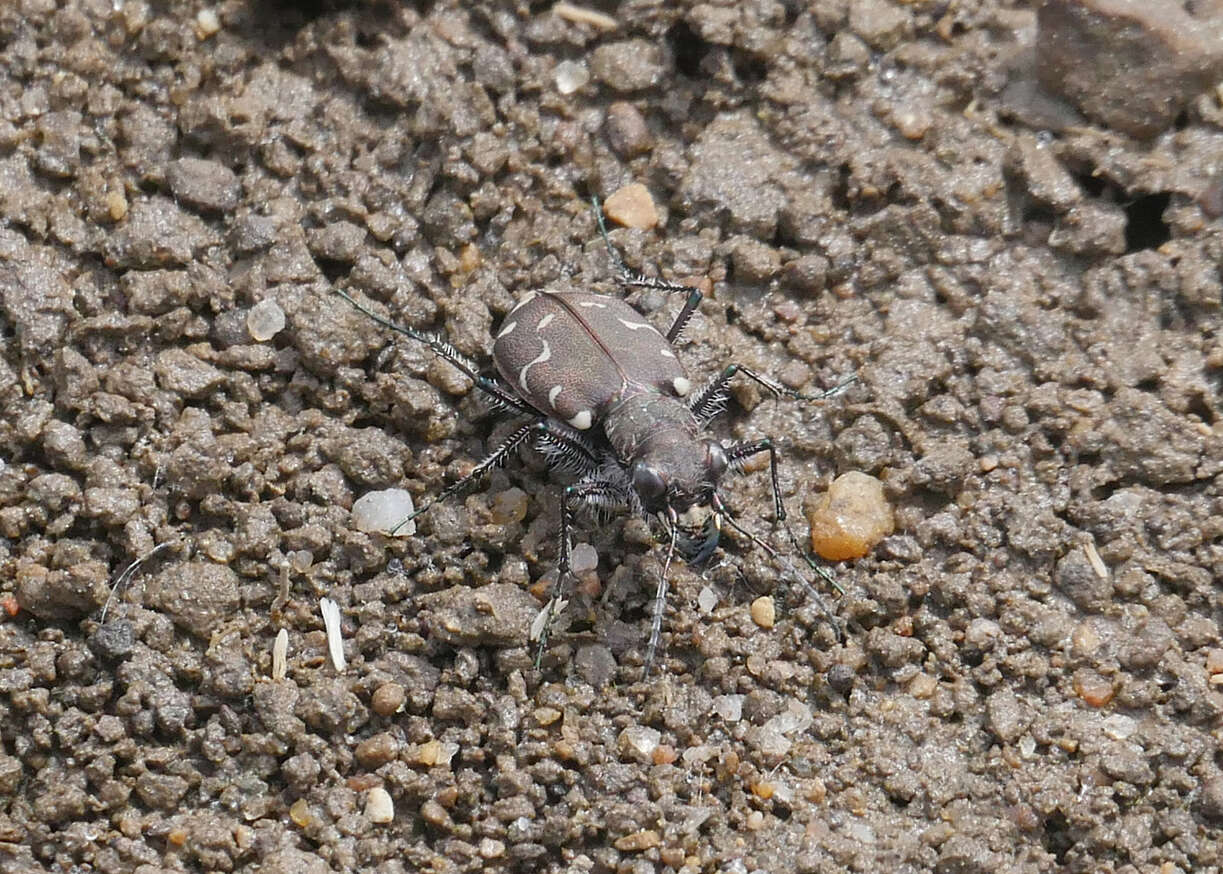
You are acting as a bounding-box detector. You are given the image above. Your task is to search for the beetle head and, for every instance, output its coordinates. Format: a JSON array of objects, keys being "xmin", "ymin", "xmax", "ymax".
[{"xmin": 630, "ymin": 435, "xmax": 728, "ymax": 515}]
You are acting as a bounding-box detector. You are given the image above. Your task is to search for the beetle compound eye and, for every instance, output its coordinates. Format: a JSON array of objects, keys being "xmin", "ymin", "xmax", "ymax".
[
  {"xmin": 631, "ymin": 462, "xmax": 667, "ymax": 502},
  {"xmin": 706, "ymin": 441, "xmax": 728, "ymax": 479}
]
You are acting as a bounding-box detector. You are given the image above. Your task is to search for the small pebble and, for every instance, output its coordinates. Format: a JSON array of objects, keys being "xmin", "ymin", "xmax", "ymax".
[
  {"xmin": 195, "ymin": 8, "xmax": 221, "ymax": 38},
  {"xmin": 355, "ymin": 733, "xmax": 399, "ymax": 768},
  {"xmin": 372, "ymin": 683, "xmax": 406, "ymax": 716},
  {"xmin": 554, "ymin": 60, "xmax": 589, "ymax": 94},
  {"xmin": 491, "ymin": 487, "xmax": 528, "ymax": 524},
  {"xmin": 1071, "ymin": 622, "xmax": 1101, "ymax": 656},
  {"xmin": 319, "ymin": 598, "xmax": 346, "ymax": 671},
  {"xmin": 603, "ymin": 183, "xmax": 658, "ymax": 229},
  {"xmin": 750, "ymin": 596, "xmax": 775, "ymax": 629},
  {"xmin": 713, "ymin": 694, "xmax": 743, "ymax": 722},
  {"xmin": 808, "ymin": 471, "xmax": 895, "ymax": 560},
  {"xmin": 614, "ymin": 830, "xmax": 661, "ymax": 852},
  {"xmin": 697, "ymin": 586, "xmax": 718, "ymax": 614},
  {"xmin": 652, "ymin": 744, "xmax": 677, "ymax": 765},
  {"xmin": 1073, "ymin": 669, "xmax": 1115, "ymax": 707},
  {"xmin": 617, "ymin": 726, "xmax": 661, "ymax": 763},
  {"xmin": 604, "ymin": 101, "xmax": 652, "ymax": 157},
  {"xmin": 893, "ymin": 108, "xmax": 930, "ymax": 140},
  {"xmin": 289, "ymin": 798, "xmax": 314, "ymax": 827},
  {"xmin": 745, "ymin": 810, "xmax": 765, "ymax": 830},
  {"xmin": 246, "ymin": 299, "xmax": 286, "ymax": 341},
  {"xmin": 351, "ymin": 489, "xmax": 416, "ymax": 537},
  {"xmin": 908, "ymin": 673, "xmax": 938, "ymax": 699},
  {"xmin": 751, "ymin": 781, "xmax": 775, "ymax": 800},
  {"xmin": 271, "ymin": 628, "xmax": 288, "ymax": 681},
  {"xmin": 364, "ymin": 787, "xmax": 394, "ymax": 824},
  {"xmin": 570, "ymin": 543, "xmax": 598, "ymax": 573},
  {"xmin": 1206, "ymin": 648, "xmax": 1223, "ymax": 675},
  {"xmin": 479, "ymin": 838, "xmax": 506, "ymax": 859}
]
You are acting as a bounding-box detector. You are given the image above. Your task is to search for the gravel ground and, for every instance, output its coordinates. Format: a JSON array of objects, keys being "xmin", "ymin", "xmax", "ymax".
[{"xmin": 1, "ymin": 2, "xmax": 1222, "ymax": 872}]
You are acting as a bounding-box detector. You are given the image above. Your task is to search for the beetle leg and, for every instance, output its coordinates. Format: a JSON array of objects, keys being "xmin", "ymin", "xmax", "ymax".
[
  {"xmin": 689, "ymin": 364, "xmax": 855, "ymax": 423},
  {"xmin": 723, "ymin": 437, "xmax": 846, "ymax": 594},
  {"xmin": 534, "ymin": 478, "xmax": 631, "ymax": 668},
  {"xmin": 391, "ymin": 420, "xmax": 537, "ymax": 534},
  {"xmin": 334, "ymin": 288, "xmax": 537, "ymax": 417},
  {"xmin": 643, "ymin": 507, "xmax": 680, "ymax": 675},
  {"xmin": 532, "ymin": 420, "xmax": 601, "ymax": 476},
  {"xmin": 591, "ymin": 195, "xmax": 705, "ymax": 294}
]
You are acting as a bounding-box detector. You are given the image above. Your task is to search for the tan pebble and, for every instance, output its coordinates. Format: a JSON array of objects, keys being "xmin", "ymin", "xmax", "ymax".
[
  {"xmin": 750, "ymin": 596, "xmax": 775, "ymax": 629},
  {"xmin": 894, "ymin": 109, "xmax": 930, "ymax": 140},
  {"xmin": 603, "ymin": 183, "xmax": 658, "ymax": 229},
  {"xmin": 805, "ymin": 778, "xmax": 827, "ymax": 804},
  {"xmin": 458, "ymin": 243, "xmax": 481, "ymax": 273},
  {"xmin": 420, "ymin": 799, "xmax": 451, "ymax": 827},
  {"xmin": 1073, "ymin": 669, "xmax": 1115, "ymax": 707},
  {"xmin": 1205, "ymin": 648, "xmax": 1223, "ymax": 674},
  {"xmin": 751, "ymin": 781, "xmax": 775, "ymax": 800},
  {"xmin": 1071, "ymin": 622, "xmax": 1100, "ymax": 656},
  {"xmin": 364, "ymin": 787, "xmax": 394, "ymax": 824},
  {"xmin": 479, "ymin": 838, "xmax": 506, "ymax": 859},
  {"xmin": 808, "ymin": 471, "xmax": 894, "ymax": 560},
  {"xmin": 415, "ymin": 739, "xmax": 442, "ymax": 766},
  {"xmin": 289, "ymin": 798, "xmax": 314, "ymax": 827},
  {"xmin": 908, "ymin": 672, "xmax": 938, "ymax": 699},
  {"xmin": 355, "ymin": 733, "xmax": 399, "ymax": 768},
  {"xmin": 106, "ymin": 188, "xmax": 128, "ymax": 222},
  {"xmin": 167, "ymin": 828, "xmax": 187, "ymax": 846},
  {"xmin": 491, "ymin": 487, "xmax": 528, "ymax": 524},
  {"xmin": 534, "ymin": 706, "xmax": 562, "ymax": 726},
  {"xmin": 660, "ymin": 847, "xmax": 686, "ymax": 868},
  {"xmin": 614, "ymin": 829, "xmax": 661, "ymax": 851},
  {"xmin": 652, "ymin": 743, "xmax": 678, "ymax": 765},
  {"xmin": 195, "ymin": 8, "xmax": 221, "ymax": 38},
  {"xmin": 371, "ymin": 682, "xmax": 406, "ymax": 716}
]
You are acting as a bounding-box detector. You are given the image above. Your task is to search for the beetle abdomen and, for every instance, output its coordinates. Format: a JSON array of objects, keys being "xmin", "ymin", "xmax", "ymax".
[{"xmin": 493, "ymin": 291, "xmax": 690, "ymax": 430}]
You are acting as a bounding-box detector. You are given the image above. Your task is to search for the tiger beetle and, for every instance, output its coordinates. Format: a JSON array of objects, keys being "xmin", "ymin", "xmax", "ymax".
[{"xmin": 337, "ymin": 196, "xmax": 849, "ymax": 673}]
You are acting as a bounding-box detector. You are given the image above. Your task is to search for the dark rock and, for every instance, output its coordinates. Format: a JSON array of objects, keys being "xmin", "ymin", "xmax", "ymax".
[
  {"xmin": 167, "ymin": 157, "xmax": 240, "ymax": 214},
  {"xmin": 1036, "ymin": 0, "xmax": 1223, "ymax": 138}
]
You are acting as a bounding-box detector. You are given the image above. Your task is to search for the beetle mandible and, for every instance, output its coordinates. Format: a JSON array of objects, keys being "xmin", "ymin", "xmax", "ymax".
[{"xmin": 338, "ymin": 197, "xmax": 847, "ymax": 672}]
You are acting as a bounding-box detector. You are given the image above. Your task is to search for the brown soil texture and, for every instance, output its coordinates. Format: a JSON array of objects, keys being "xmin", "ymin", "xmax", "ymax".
[{"xmin": 1, "ymin": 2, "xmax": 1222, "ymax": 872}]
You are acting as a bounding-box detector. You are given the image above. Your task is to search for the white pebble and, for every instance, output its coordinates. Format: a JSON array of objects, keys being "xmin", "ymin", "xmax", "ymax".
[
  {"xmin": 319, "ymin": 597, "xmax": 346, "ymax": 671},
  {"xmin": 713, "ymin": 694, "xmax": 743, "ymax": 723},
  {"xmin": 570, "ymin": 543, "xmax": 598, "ymax": 573},
  {"xmin": 617, "ymin": 726, "xmax": 661, "ymax": 762},
  {"xmin": 697, "ymin": 586, "xmax": 718, "ymax": 614},
  {"xmin": 1102, "ymin": 714, "xmax": 1137, "ymax": 740},
  {"xmin": 271, "ymin": 628, "xmax": 288, "ymax": 681},
  {"xmin": 246, "ymin": 299, "xmax": 285, "ymax": 341},
  {"xmin": 364, "ymin": 787, "xmax": 394, "ymax": 824},
  {"xmin": 351, "ymin": 489, "xmax": 416, "ymax": 537},
  {"xmin": 555, "ymin": 60, "xmax": 589, "ymax": 94},
  {"xmin": 195, "ymin": 8, "xmax": 221, "ymax": 38}
]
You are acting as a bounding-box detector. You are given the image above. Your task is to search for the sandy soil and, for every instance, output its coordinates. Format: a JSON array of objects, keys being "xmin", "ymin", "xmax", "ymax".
[{"xmin": 0, "ymin": 1, "xmax": 1221, "ymax": 872}]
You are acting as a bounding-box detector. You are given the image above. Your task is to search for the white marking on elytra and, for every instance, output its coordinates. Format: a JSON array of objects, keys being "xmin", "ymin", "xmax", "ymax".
[
  {"xmin": 537, "ymin": 313, "xmax": 556, "ymax": 331},
  {"xmin": 547, "ymin": 385, "xmax": 563, "ymax": 408},
  {"xmin": 518, "ymin": 340, "xmax": 551, "ymax": 391},
  {"xmin": 618, "ymin": 318, "xmax": 653, "ymax": 331},
  {"xmin": 508, "ymin": 291, "xmax": 539, "ymax": 314},
  {"xmin": 659, "ymin": 348, "xmax": 675, "ymax": 358},
  {"xmin": 496, "ymin": 320, "xmax": 518, "ymax": 339},
  {"xmin": 672, "ymin": 376, "xmax": 691, "ymax": 396},
  {"xmin": 577, "ymin": 301, "xmax": 607, "ymax": 308},
  {"xmin": 568, "ymin": 410, "xmax": 593, "ymax": 430}
]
